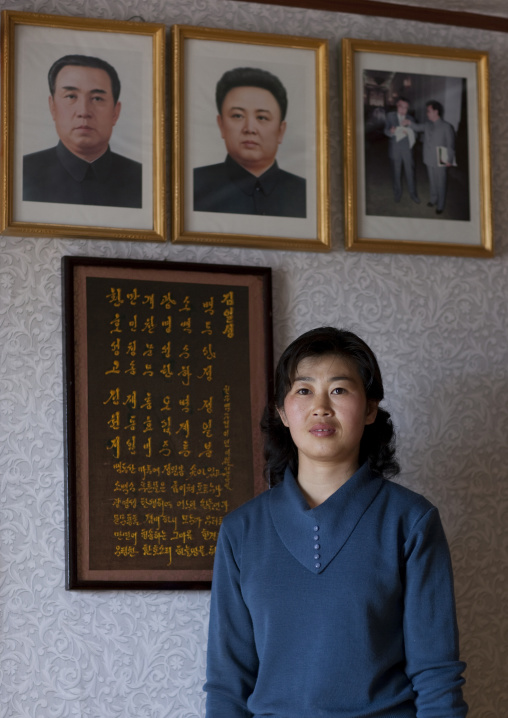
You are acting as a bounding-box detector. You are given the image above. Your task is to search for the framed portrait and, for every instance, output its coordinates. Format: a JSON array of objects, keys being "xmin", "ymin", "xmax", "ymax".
[
  {"xmin": 342, "ymin": 38, "xmax": 493, "ymax": 257},
  {"xmin": 0, "ymin": 11, "xmax": 166, "ymax": 242},
  {"xmin": 171, "ymin": 24, "xmax": 330, "ymax": 252},
  {"xmin": 62, "ymin": 256, "xmax": 273, "ymax": 589}
]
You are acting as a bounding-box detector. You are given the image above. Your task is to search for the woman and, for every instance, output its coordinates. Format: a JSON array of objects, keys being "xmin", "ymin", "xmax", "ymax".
[{"xmin": 204, "ymin": 327, "xmax": 468, "ymax": 718}]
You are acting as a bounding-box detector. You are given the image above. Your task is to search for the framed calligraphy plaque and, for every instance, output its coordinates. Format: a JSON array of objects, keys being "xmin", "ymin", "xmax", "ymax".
[{"xmin": 62, "ymin": 256, "xmax": 273, "ymax": 589}]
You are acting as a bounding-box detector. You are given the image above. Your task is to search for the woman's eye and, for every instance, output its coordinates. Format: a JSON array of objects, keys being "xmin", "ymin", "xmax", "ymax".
[
  {"xmin": 296, "ymin": 388, "xmax": 310, "ymax": 395},
  {"xmin": 332, "ymin": 387, "xmax": 346, "ymax": 395}
]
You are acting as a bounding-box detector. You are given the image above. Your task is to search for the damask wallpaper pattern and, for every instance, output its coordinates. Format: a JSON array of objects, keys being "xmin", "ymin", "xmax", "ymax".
[{"xmin": 0, "ymin": 1, "xmax": 507, "ymax": 717}]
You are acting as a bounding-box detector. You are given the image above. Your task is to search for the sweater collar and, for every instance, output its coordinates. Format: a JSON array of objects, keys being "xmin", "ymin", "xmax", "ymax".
[{"xmin": 269, "ymin": 463, "xmax": 383, "ymax": 574}]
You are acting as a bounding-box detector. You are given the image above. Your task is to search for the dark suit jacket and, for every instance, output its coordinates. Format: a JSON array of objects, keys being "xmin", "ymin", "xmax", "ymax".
[
  {"xmin": 384, "ymin": 111, "xmax": 418, "ymax": 160},
  {"xmin": 193, "ymin": 155, "xmax": 306, "ymax": 218},
  {"xmin": 23, "ymin": 141, "xmax": 142, "ymax": 208}
]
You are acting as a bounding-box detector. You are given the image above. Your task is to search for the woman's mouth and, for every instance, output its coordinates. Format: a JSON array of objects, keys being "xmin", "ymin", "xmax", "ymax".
[{"xmin": 309, "ymin": 424, "xmax": 335, "ymax": 437}]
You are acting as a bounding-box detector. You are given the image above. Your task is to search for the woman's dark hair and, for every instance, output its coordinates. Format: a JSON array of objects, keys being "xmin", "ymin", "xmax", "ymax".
[{"xmin": 261, "ymin": 327, "xmax": 399, "ymax": 486}]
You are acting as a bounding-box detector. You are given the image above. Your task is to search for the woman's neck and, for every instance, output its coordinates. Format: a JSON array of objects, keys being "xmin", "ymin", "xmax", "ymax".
[{"xmin": 296, "ymin": 460, "xmax": 359, "ymax": 508}]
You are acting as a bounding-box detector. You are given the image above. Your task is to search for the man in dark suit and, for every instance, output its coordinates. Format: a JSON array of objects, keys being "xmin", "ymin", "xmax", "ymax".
[
  {"xmin": 384, "ymin": 97, "xmax": 420, "ymax": 205},
  {"xmin": 23, "ymin": 54, "xmax": 142, "ymax": 208},
  {"xmin": 193, "ymin": 67, "xmax": 306, "ymax": 218}
]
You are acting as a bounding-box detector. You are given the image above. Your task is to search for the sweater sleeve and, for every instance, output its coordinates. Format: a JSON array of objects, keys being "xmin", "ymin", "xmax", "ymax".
[
  {"xmin": 403, "ymin": 507, "xmax": 468, "ymax": 717},
  {"xmin": 204, "ymin": 521, "xmax": 258, "ymax": 718}
]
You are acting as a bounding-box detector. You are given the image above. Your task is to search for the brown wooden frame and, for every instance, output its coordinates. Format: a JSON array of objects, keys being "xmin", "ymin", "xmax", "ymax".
[
  {"xmin": 234, "ymin": 0, "xmax": 508, "ymax": 33},
  {"xmin": 63, "ymin": 256, "xmax": 273, "ymax": 589}
]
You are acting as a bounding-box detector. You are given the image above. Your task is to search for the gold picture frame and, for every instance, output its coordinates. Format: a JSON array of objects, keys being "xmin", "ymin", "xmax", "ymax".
[
  {"xmin": 0, "ymin": 11, "xmax": 166, "ymax": 242},
  {"xmin": 342, "ymin": 38, "xmax": 493, "ymax": 257},
  {"xmin": 171, "ymin": 24, "xmax": 330, "ymax": 252}
]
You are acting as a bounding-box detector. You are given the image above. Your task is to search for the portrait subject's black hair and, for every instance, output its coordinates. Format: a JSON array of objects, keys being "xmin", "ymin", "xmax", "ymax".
[
  {"xmin": 261, "ymin": 326, "xmax": 400, "ymax": 487},
  {"xmin": 215, "ymin": 67, "xmax": 288, "ymax": 121},
  {"xmin": 48, "ymin": 55, "xmax": 121, "ymax": 104},
  {"xmin": 426, "ymin": 99, "xmax": 444, "ymax": 117}
]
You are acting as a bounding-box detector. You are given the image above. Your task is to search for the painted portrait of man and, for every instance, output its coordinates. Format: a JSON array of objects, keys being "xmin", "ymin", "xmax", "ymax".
[
  {"xmin": 23, "ymin": 54, "xmax": 142, "ymax": 208},
  {"xmin": 193, "ymin": 67, "xmax": 306, "ymax": 218}
]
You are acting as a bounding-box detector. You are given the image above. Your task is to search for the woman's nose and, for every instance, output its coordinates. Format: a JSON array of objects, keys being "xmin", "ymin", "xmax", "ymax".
[{"xmin": 312, "ymin": 394, "xmax": 333, "ymax": 415}]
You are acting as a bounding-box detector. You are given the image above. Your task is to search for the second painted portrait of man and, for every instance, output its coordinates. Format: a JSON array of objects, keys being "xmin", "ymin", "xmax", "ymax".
[{"xmin": 193, "ymin": 66, "xmax": 307, "ymax": 219}]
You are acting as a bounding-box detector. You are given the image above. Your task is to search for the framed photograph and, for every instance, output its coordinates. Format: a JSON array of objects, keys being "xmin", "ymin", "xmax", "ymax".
[
  {"xmin": 342, "ymin": 38, "xmax": 493, "ymax": 257},
  {"xmin": 0, "ymin": 11, "xmax": 166, "ymax": 242},
  {"xmin": 62, "ymin": 256, "xmax": 273, "ymax": 589},
  {"xmin": 171, "ymin": 24, "xmax": 330, "ymax": 252}
]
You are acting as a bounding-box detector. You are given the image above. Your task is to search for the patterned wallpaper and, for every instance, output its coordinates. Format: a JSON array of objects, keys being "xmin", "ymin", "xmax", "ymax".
[{"xmin": 1, "ymin": 1, "xmax": 507, "ymax": 716}]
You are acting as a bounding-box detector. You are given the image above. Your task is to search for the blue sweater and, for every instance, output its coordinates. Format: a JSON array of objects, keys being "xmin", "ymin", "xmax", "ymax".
[{"xmin": 204, "ymin": 464, "xmax": 468, "ymax": 718}]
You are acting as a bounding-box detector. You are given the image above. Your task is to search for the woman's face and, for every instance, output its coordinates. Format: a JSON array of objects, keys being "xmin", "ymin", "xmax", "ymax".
[{"xmin": 277, "ymin": 354, "xmax": 378, "ymax": 475}]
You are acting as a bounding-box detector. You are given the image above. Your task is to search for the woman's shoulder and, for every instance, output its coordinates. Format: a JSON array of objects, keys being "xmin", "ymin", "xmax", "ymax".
[
  {"xmin": 221, "ymin": 485, "xmax": 273, "ymax": 528},
  {"xmin": 378, "ymin": 477, "xmax": 437, "ymax": 525},
  {"xmin": 216, "ymin": 487, "xmax": 275, "ymax": 555}
]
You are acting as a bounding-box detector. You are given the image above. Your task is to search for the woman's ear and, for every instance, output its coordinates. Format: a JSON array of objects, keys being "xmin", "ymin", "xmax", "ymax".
[
  {"xmin": 365, "ymin": 400, "xmax": 379, "ymax": 426},
  {"xmin": 276, "ymin": 406, "xmax": 289, "ymax": 427}
]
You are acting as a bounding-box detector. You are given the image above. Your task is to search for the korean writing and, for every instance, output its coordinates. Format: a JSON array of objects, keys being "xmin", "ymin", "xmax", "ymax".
[{"xmin": 85, "ymin": 277, "xmax": 253, "ymax": 574}]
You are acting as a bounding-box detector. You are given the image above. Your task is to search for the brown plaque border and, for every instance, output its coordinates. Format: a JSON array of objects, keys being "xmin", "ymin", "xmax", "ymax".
[{"xmin": 62, "ymin": 256, "xmax": 273, "ymax": 589}]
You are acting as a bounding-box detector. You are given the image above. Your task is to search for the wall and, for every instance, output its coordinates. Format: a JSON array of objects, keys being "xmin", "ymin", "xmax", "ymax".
[{"xmin": 1, "ymin": 1, "xmax": 507, "ymax": 716}]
